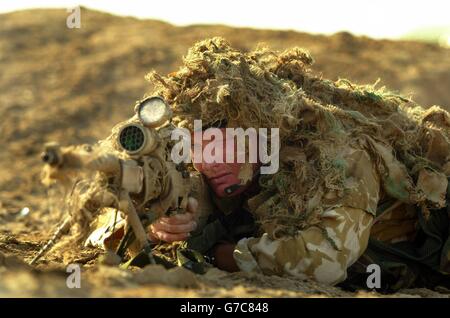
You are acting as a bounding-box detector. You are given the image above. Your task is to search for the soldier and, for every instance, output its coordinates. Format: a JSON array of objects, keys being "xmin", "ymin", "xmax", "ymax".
[
  {"xmin": 141, "ymin": 37, "xmax": 450, "ymax": 293},
  {"xmin": 77, "ymin": 37, "xmax": 449, "ymax": 293},
  {"xmin": 145, "ymin": 121, "xmax": 450, "ymax": 292}
]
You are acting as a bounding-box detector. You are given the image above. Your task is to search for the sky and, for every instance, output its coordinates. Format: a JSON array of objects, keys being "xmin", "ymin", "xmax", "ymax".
[{"xmin": 0, "ymin": 0, "xmax": 449, "ymax": 39}]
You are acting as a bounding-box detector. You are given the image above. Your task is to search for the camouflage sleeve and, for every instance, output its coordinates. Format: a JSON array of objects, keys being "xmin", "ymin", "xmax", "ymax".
[{"xmin": 233, "ymin": 207, "xmax": 374, "ymax": 285}]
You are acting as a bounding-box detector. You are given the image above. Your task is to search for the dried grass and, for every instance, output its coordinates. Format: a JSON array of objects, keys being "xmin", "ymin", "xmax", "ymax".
[{"xmin": 146, "ymin": 37, "xmax": 450, "ymax": 237}]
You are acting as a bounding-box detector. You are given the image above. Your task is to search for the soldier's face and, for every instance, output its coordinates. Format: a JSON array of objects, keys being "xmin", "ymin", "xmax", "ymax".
[{"xmin": 191, "ymin": 128, "xmax": 259, "ymax": 198}]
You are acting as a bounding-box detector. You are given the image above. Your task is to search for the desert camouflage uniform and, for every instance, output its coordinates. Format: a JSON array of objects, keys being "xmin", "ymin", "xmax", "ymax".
[
  {"xmin": 234, "ymin": 207, "xmax": 373, "ymax": 285},
  {"xmin": 231, "ymin": 140, "xmax": 380, "ymax": 285},
  {"xmin": 191, "ymin": 136, "xmax": 450, "ymax": 289}
]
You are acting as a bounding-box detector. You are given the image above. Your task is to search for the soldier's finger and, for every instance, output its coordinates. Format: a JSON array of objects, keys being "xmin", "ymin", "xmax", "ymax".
[
  {"xmin": 160, "ymin": 213, "xmax": 194, "ymax": 225},
  {"xmin": 155, "ymin": 231, "xmax": 189, "ymax": 243},
  {"xmin": 153, "ymin": 220, "xmax": 197, "ymax": 234},
  {"xmin": 147, "ymin": 230, "xmax": 160, "ymax": 243},
  {"xmin": 187, "ymin": 197, "xmax": 199, "ymax": 214}
]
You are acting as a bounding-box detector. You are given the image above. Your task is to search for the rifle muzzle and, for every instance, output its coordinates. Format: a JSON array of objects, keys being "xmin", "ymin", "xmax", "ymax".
[{"xmin": 41, "ymin": 145, "xmax": 62, "ymax": 166}]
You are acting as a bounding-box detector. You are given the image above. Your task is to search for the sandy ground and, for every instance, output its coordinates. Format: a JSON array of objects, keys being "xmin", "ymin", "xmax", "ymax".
[{"xmin": 1, "ymin": 8, "xmax": 450, "ymax": 298}]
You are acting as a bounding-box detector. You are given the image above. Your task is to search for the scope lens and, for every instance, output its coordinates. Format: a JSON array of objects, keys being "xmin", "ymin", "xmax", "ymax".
[
  {"xmin": 119, "ymin": 125, "xmax": 145, "ymax": 152},
  {"xmin": 137, "ymin": 97, "xmax": 169, "ymax": 127}
]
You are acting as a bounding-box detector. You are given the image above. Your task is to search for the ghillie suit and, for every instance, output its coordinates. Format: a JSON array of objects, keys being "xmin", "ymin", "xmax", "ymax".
[{"xmin": 146, "ymin": 37, "xmax": 450, "ymax": 292}]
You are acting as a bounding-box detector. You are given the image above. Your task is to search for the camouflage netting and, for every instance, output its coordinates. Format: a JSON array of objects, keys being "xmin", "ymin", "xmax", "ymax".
[{"xmin": 147, "ymin": 37, "xmax": 450, "ymax": 238}]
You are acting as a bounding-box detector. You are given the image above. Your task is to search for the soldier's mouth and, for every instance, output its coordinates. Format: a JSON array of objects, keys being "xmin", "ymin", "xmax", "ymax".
[
  {"xmin": 208, "ymin": 172, "xmax": 235, "ymax": 187},
  {"xmin": 208, "ymin": 171, "xmax": 232, "ymax": 181},
  {"xmin": 206, "ymin": 171, "xmax": 242, "ymax": 197}
]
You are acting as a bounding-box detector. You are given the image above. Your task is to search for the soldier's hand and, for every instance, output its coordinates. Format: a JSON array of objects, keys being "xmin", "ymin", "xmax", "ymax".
[{"xmin": 148, "ymin": 197, "xmax": 198, "ymax": 243}]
